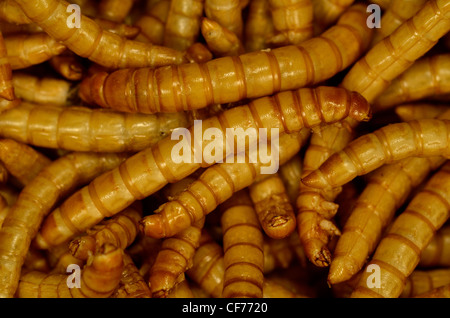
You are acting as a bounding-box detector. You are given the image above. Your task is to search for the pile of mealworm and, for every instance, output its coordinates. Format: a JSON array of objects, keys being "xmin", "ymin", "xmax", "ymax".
[{"xmin": 0, "ymin": 0, "xmax": 449, "ymax": 299}]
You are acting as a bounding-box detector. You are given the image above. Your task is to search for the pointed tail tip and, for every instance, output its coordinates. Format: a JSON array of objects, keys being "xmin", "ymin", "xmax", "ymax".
[{"xmin": 301, "ymin": 169, "xmax": 329, "ymax": 189}]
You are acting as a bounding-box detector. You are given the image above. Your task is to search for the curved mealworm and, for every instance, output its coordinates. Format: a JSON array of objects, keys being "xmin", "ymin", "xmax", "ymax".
[
  {"xmin": 0, "ymin": 152, "xmax": 127, "ymax": 298},
  {"xmin": 34, "ymin": 86, "xmax": 370, "ymax": 250},
  {"xmin": 0, "ymin": 102, "xmax": 192, "ymax": 153},
  {"xmin": 205, "ymin": 0, "xmax": 243, "ymax": 39},
  {"xmin": 0, "ymin": 32, "xmax": 14, "ymax": 101},
  {"xmin": 13, "ymin": 0, "xmax": 187, "ymax": 69},
  {"xmin": 350, "ymin": 161, "xmax": 450, "ymax": 298},
  {"xmin": 79, "ymin": 4, "xmax": 372, "ymax": 113},
  {"xmin": 221, "ymin": 190, "xmax": 264, "ymax": 298}
]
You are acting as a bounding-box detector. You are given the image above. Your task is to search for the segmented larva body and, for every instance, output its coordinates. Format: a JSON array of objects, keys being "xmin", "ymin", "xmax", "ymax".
[
  {"xmin": 149, "ymin": 218, "xmax": 205, "ymax": 298},
  {"xmin": 221, "ymin": 190, "xmax": 264, "ymax": 298},
  {"xmin": 0, "ymin": 31, "xmax": 14, "ymax": 101},
  {"xmin": 5, "ymin": 33, "xmax": 66, "ymax": 70},
  {"xmin": 98, "ymin": 0, "xmax": 135, "ymax": 23},
  {"xmin": 112, "ymin": 253, "xmax": 152, "ymax": 299},
  {"xmin": 0, "ymin": 138, "xmax": 51, "ymax": 187},
  {"xmin": 249, "ymin": 172, "xmax": 296, "ymax": 239},
  {"xmin": 419, "ymin": 225, "xmax": 450, "ymax": 268},
  {"xmin": 163, "ymin": 0, "xmax": 204, "ymax": 51},
  {"xmin": 0, "ymin": 194, "xmax": 10, "ymax": 229},
  {"xmin": 0, "ymin": 102, "xmax": 191, "ymax": 153},
  {"xmin": 371, "ymin": 0, "xmax": 428, "ymax": 47},
  {"xmin": 79, "ymin": 4, "xmax": 372, "ymax": 113},
  {"xmin": 201, "ymin": 17, "xmax": 245, "ymax": 57},
  {"xmin": 350, "ymin": 161, "xmax": 450, "ymax": 298},
  {"xmin": 341, "ymin": 0, "xmax": 450, "ymax": 104},
  {"xmin": 69, "ymin": 202, "xmax": 143, "ymax": 261},
  {"xmin": 296, "ymin": 117, "xmax": 357, "ymax": 267},
  {"xmin": 93, "ymin": 18, "xmax": 141, "ymax": 39},
  {"xmin": 0, "ymin": 0, "xmax": 31, "ymax": 25},
  {"xmin": 302, "ymin": 119, "xmax": 450, "ymax": 190},
  {"xmin": 268, "ymin": 0, "xmax": 313, "ymax": 46},
  {"xmin": 186, "ymin": 230, "xmax": 224, "ymax": 298},
  {"xmin": 395, "ymin": 103, "xmax": 450, "ymax": 122},
  {"xmin": 401, "ymin": 268, "xmax": 450, "ymax": 298},
  {"xmin": 134, "ymin": 0, "xmax": 170, "ymax": 45},
  {"xmin": 244, "ymin": 0, "xmax": 274, "ymax": 52},
  {"xmin": 312, "ymin": 0, "xmax": 354, "ymax": 34},
  {"xmin": 166, "ymin": 274, "xmax": 195, "ymax": 298},
  {"xmin": 205, "ymin": 0, "xmax": 243, "ymax": 39},
  {"xmin": 12, "ymin": 73, "xmax": 73, "ymax": 106},
  {"xmin": 0, "ymin": 152, "xmax": 127, "ymax": 298},
  {"xmin": 140, "ymin": 130, "xmax": 310, "ymax": 239},
  {"xmin": 34, "ymin": 86, "xmax": 370, "ymax": 250},
  {"xmin": 17, "ymin": 244, "xmax": 123, "ymax": 298},
  {"xmin": 278, "ymin": 154, "xmax": 303, "ymax": 205},
  {"xmin": 374, "ymin": 53, "xmax": 450, "ymax": 111},
  {"xmin": 13, "ymin": 0, "xmax": 186, "ymax": 69},
  {"xmin": 327, "ymin": 155, "xmax": 446, "ymax": 285},
  {"xmin": 414, "ymin": 282, "xmax": 450, "ymax": 298}
]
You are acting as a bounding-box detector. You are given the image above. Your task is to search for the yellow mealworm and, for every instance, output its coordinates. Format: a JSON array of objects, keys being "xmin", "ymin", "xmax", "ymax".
[
  {"xmin": 49, "ymin": 53, "xmax": 85, "ymax": 82},
  {"xmin": 163, "ymin": 0, "xmax": 204, "ymax": 51},
  {"xmin": 5, "ymin": 32, "xmax": 66, "ymax": 70},
  {"xmin": 184, "ymin": 42, "xmax": 214, "ymax": 63},
  {"xmin": 374, "ymin": 53, "xmax": 450, "ymax": 111},
  {"xmin": 111, "ymin": 253, "xmax": 152, "ymax": 298},
  {"xmin": 371, "ymin": 0, "xmax": 428, "ymax": 47},
  {"xmin": 47, "ymin": 246, "xmax": 85, "ymax": 275},
  {"xmin": 0, "ymin": 32, "xmax": 14, "ymax": 101},
  {"xmin": 328, "ymin": 155, "xmax": 446, "ymax": 285},
  {"xmin": 244, "ymin": 0, "xmax": 274, "ymax": 52},
  {"xmin": 13, "ymin": 0, "xmax": 186, "ymax": 69},
  {"xmin": 267, "ymin": 0, "xmax": 313, "ymax": 46},
  {"xmin": 79, "ymin": 4, "xmax": 372, "ymax": 113},
  {"xmin": 221, "ymin": 190, "xmax": 264, "ymax": 298},
  {"xmin": 296, "ymin": 117, "xmax": 357, "ymax": 267},
  {"xmin": 201, "ymin": 17, "xmax": 245, "ymax": 57},
  {"xmin": 249, "ymin": 172, "xmax": 297, "ymax": 239},
  {"xmin": 350, "ymin": 161, "xmax": 450, "ymax": 298},
  {"xmin": 302, "ymin": 118, "xmax": 450, "ymax": 191},
  {"xmin": 341, "ymin": 0, "xmax": 450, "ymax": 104},
  {"xmin": 12, "ymin": 73, "xmax": 74, "ymax": 106},
  {"xmin": 262, "ymin": 278, "xmax": 309, "ymax": 298},
  {"xmin": 0, "ymin": 0, "xmax": 31, "ymax": 25},
  {"xmin": 98, "ymin": 0, "xmax": 135, "ymax": 23},
  {"xmin": 149, "ymin": 218, "xmax": 205, "ymax": 298},
  {"xmin": 186, "ymin": 230, "xmax": 225, "ymax": 298},
  {"xmin": 17, "ymin": 244, "xmax": 123, "ymax": 298},
  {"xmin": 419, "ymin": 225, "xmax": 450, "ymax": 268},
  {"xmin": 35, "ymin": 85, "xmax": 370, "ymax": 250},
  {"xmin": 0, "ymin": 193, "xmax": 9, "ymax": 229},
  {"xmin": 0, "ymin": 152, "xmax": 127, "ymax": 298},
  {"xmin": 94, "ymin": 18, "xmax": 141, "ymax": 39},
  {"xmin": 140, "ymin": 130, "xmax": 310, "ymax": 239},
  {"xmin": 414, "ymin": 282, "xmax": 450, "ymax": 298},
  {"xmin": 69, "ymin": 202, "xmax": 143, "ymax": 261},
  {"xmin": 0, "ymin": 102, "xmax": 192, "ymax": 153},
  {"xmin": 0, "ymin": 139, "xmax": 51, "ymax": 187},
  {"xmin": 166, "ymin": 274, "xmax": 195, "ymax": 298},
  {"xmin": 134, "ymin": 0, "xmax": 170, "ymax": 45},
  {"xmin": 277, "ymin": 154, "xmax": 303, "ymax": 205},
  {"xmin": 395, "ymin": 103, "xmax": 450, "ymax": 122},
  {"xmin": 263, "ymin": 234, "xmax": 297, "ymax": 274},
  {"xmin": 312, "ymin": 0, "xmax": 354, "ymax": 35},
  {"xmin": 401, "ymin": 268, "xmax": 450, "ymax": 298},
  {"xmin": 205, "ymin": 0, "xmax": 243, "ymax": 39}
]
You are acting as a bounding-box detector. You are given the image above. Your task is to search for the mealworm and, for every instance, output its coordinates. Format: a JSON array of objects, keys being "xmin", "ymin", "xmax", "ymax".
[
  {"xmin": 301, "ymin": 119, "xmax": 450, "ymax": 190},
  {"xmin": 0, "ymin": 31, "xmax": 14, "ymax": 101},
  {"xmin": 5, "ymin": 32, "xmax": 66, "ymax": 70},
  {"xmin": 17, "ymin": 244, "xmax": 123, "ymax": 298},
  {"xmin": 414, "ymin": 282, "xmax": 450, "ymax": 298},
  {"xmin": 277, "ymin": 154, "xmax": 302, "ymax": 205},
  {"xmin": 0, "ymin": 102, "xmax": 192, "ymax": 153},
  {"xmin": 133, "ymin": 0, "xmax": 170, "ymax": 45},
  {"xmin": 35, "ymin": 85, "xmax": 370, "ymax": 250},
  {"xmin": 201, "ymin": 17, "xmax": 245, "ymax": 57},
  {"xmin": 341, "ymin": 0, "xmax": 450, "ymax": 104},
  {"xmin": 267, "ymin": 0, "xmax": 313, "ymax": 46},
  {"xmin": 244, "ymin": 0, "xmax": 274, "ymax": 52},
  {"xmin": 374, "ymin": 53, "xmax": 450, "ymax": 111},
  {"xmin": 0, "ymin": 152, "xmax": 127, "ymax": 298},
  {"xmin": 79, "ymin": 4, "xmax": 371, "ymax": 113},
  {"xmin": 49, "ymin": 52, "xmax": 85, "ymax": 81},
  {"xmin": 350, "ymin": 161, "xmax": 450, "ymax": 298},
  {"xmin": 140, "ymin": 130, "xmax": 310, "ymax": 239},
  {"xmin": 163, "ymin": 0, "xmax": 204, "ymax": 51},
  {"xmin": 221, "ymin": 190, "xmax": 264, "ymax": 298},
  {"xmin": 166, "ymin": 274, "xmax": 195, "ymax": 298},
  {"xmin": 401, "ymin": 268, "xmax": 450, "ymax": 298},
  {"xmin": 13, "ymin": 0, "xmax": 187, "ymax": 69},
  {"xmin": 0, "ymin": 0, "xmax": 31, "ymax": 25},
  {"xmin": 419, "ymin": 225, "xmax": 450, "ymax": 268},
  {"xmin": 69, "ymin": 202, "xmax": 143, "ymax": 261},
  {"xmin": 94, "ymin": 18, "xmax": 141, "ymax": 39},
  {"xmin": 98, "ymin": 0, "xmax": 135, "ymax": 23},
  {"xmin": 395, "ymin": 103, "xmax": 450, "ymax": 122},
  {"xmin": 184, "ymin": 42, "xmax": 214, "ymax": 64},
  {"xmin": 249, "ymin": 172, "xmax": 297, "ymax": 239},
  {"xmin": 371, "ymin": 0, "xmax": 428, "ymax": 47},
  {"xmin": 312, "ymin": 0, "xmax": 354, "ymax": 34},
  {"xmin": 205, "ymin": 0, "xmax": 243, "ymax": 39},
  {"xmin": 149, "ymin": 218, "xmax": 205, "ymax": 298},
  {"xmin": 0, "ymin": 193, "xmax": 9, "ymax": 229}
]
